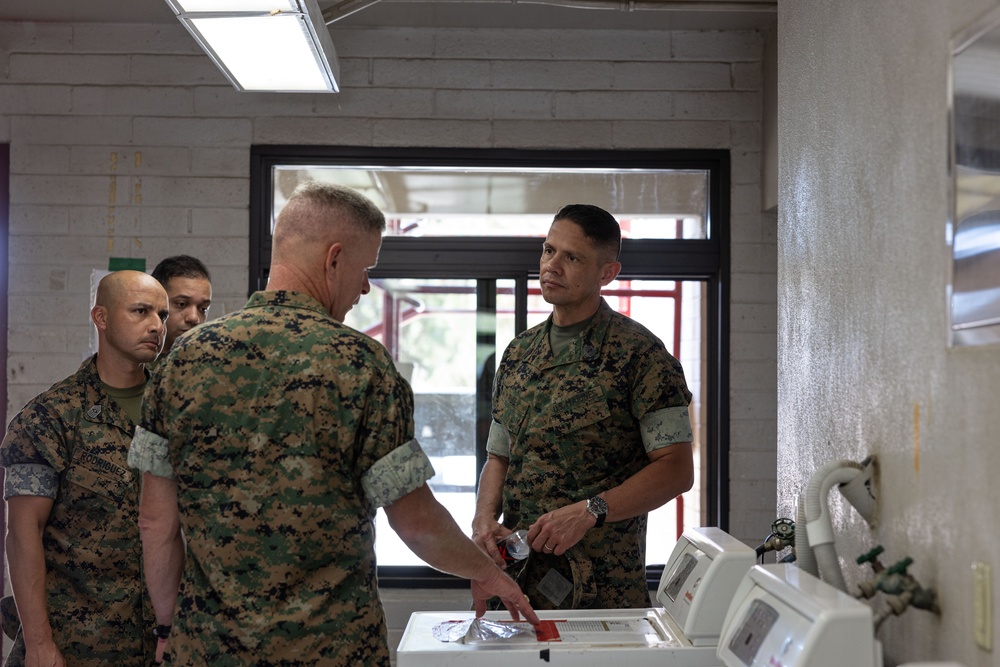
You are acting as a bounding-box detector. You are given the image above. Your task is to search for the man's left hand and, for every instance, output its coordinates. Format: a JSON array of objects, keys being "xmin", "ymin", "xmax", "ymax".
[{"xmin": 525, "ymin": 501, "xmax": 594, "ymax": 556}]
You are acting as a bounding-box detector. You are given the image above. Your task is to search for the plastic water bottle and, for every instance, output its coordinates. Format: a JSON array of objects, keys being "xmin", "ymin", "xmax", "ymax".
[{"xmin": 496, "ymin": 529, "xmax": 530, "ymax": 564}]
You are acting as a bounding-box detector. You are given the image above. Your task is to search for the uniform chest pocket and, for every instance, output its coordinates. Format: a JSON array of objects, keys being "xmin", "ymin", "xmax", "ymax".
[
  {"xmin": 550, "ymin": 390, "xmax": 612, "ymax": 434},
  {"xmin": 56, "ymin": 458, "xmax": 134, "ymax": 554},
  {"xmin": 496, "ymin": 397, "xmax": 530, "ymax": 437},
  {"xmin": 62, "ymin": 456, "xmax": 132, "ymax": 511}
]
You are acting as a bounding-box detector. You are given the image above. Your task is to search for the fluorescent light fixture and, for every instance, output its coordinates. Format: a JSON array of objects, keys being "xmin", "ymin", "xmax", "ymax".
[{"xmin": 165, "ymin": 0, "xmax": 340, "ymax": 92}]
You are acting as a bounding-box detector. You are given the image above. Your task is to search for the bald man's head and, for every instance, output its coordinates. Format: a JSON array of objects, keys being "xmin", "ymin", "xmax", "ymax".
[
  {"xmin": 95, "ymin": 270, "xmax": 161, "ymax": 307},
  {"xmin": 92, "ymin": 270, "xmax": 169, "ymax": 366}
]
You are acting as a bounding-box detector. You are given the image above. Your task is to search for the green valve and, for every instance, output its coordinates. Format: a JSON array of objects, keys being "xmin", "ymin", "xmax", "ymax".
[
  {"xmin": 857, "ymin": 546, "xmax": 884, "ymax": 564},
  {"xmin": 887, "ymin": 557, "xmax": 914, "ymax": 575}
]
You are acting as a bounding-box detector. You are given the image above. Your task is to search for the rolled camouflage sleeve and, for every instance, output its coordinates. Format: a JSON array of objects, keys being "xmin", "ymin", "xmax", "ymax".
[
  {"xmin": 360, "ymin": 439, "xmax": 435, "ymax": 507},
  {"xmin": 485, "ymin": 420, "xmax": 511, "ymax": 458},
  {"xmin": 640, "ymin": 406, "xmax": 693, "ymax": 453},
  {"xmin": 127, "ymin": 426, "xmax": 174, "ymax": 479},
  {"xmin": 631, "ymin": 341, "xmax": 693, "ymax": 432},
  {"xmin": 3, "ymin": 463, "xmax": 58, "ymax": 500},
  {"xmin": 353, "ymin": 358, "xmax": 428, "ymax": 507},
  {"xmin": 1, "ymin": 401, "xmax": 68, "ymax": 499}
]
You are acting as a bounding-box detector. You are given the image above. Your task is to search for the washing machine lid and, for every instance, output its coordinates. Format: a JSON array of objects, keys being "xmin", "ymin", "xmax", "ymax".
[{"xmin": 396, "ymin": 609, "xmax": 727, "ymax": 667}]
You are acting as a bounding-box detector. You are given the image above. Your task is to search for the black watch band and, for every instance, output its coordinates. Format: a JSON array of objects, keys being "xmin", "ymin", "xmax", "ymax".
[
  {"xmin": 586, "ymin": 496, "xmax": 608, "ymax": 528},
  {"xmin": 152, "ymin": 624, "xmax": 171, "ymax": 639}
]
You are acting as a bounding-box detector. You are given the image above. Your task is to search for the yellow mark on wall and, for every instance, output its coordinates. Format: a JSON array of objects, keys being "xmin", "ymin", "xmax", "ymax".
[
  {"xmin": 107, "ymin": 210, "xmax": 116, "ymax": 253},
  {"xmin": 109, "ymin": 152, "xmax": 118, "ymax": 202},
  {"xmin": 134, "ymin": 179, "xmax": 142, "ymax": 205},
  {"xmin": 135, "ymin": 151, "xmax": 142, "ymax": 168},
  {"xmin": 108, "ymin": 152, "xmax": 119, "ymax": 252},
  {"xmin": 914, "ymin": 403, "xmax": 920, "ymax": 474}
]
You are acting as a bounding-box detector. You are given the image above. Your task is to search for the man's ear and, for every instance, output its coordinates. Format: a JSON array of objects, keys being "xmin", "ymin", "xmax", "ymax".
[
  {"xmin": 324, "ymin": 242, "xmax": 344, "ymax": 292},
  {"xmin": 600, "ymin": 261, "xmax": 622, "ymax": 286},
  {"xmin": 325, "ymin": 242, "xmax": 343, "ymax": 272},
  {"xmin": 91, "ymin": 305, "xmax": 108, "ymax": 331}
]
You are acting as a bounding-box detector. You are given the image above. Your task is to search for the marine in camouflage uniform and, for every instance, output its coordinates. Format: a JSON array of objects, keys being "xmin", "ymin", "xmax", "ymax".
[
  {"xmin": 0, "ymin": 355, "xmax": 157, "ymax": 666},
  {"xmin": 128, "ymin": 290, "xmax": 435, "ymax": 667},
  {"xmin": 488, "ymin": 299, "xmax": 693, "ymax": 610}
]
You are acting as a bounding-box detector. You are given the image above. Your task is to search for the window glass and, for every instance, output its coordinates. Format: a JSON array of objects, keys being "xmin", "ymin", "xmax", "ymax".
[
  {"xmin": 347, "ymin": 279, "xmax": 481, "ymax": 566},
  {"xmin": 273, "ymin": 166, "xmax": 709, "ymax": 240}
]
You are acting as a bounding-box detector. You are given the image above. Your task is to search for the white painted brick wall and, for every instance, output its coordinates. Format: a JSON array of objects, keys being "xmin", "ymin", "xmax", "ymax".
[
  {"xmin": 70, "ymin": 24, "xmax": 200, "ymax": 54},
  {"xmin": 0, "ymin": 18, "xmax": 777, "ymax": 657},
  {"xmin": 0, "ymin": 85, "xmax": 72, "ymax": 115},
  {"xmin": 9, "ymin": 54, "xmax": 133, "ymax": 84}
]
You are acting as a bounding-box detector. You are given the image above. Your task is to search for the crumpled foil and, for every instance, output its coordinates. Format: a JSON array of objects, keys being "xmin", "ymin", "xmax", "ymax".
[{"xmin": 432, "ymin": 617, "xmax": 535, "ymax": 643}]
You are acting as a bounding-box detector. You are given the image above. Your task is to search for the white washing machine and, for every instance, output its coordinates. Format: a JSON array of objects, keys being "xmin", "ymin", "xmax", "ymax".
[
  {"xmin": 396, "ymin": 527, "xmax": 756, "ymax": 666},
  {"xmin": 716, "ymin": 563, "xmax": 881, "ymax": 667}
]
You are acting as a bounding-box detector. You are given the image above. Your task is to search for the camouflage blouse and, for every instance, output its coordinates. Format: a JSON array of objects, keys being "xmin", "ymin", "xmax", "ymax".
[
  {"xmin": 130, "ymin": 290, "xmax": 433, "ymax": 667},
  {"xmin": 0, "ymin": 355, "xmax": 156, "ymax": 666},
  {"xmin": 490, "ymin": 299, "xmax": 692, "ymax": 610}
]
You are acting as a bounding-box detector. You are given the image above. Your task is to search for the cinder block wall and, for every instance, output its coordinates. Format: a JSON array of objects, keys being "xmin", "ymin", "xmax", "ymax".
[{"xmin": 0, "ymin": 19, "xmax": 777, "ymax": 664}]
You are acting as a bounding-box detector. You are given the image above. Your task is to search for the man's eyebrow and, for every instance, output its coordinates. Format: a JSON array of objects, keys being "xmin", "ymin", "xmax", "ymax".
[{"xmin": 171, "ymin": 292, "xmax": 212, "ymax": 302}]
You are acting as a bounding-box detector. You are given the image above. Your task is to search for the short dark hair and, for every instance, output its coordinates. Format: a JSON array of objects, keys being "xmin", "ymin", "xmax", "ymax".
[
  {"xmin": 553, "ymin": 204, "xmax": 622, "ymax": 261},
  {"xmin": 282, "ymin": 181, "xmax": 386, "ymax": 236},
  {"xmin": 151, "ymin": 255, "xmax": 211, "ymax": 287}
]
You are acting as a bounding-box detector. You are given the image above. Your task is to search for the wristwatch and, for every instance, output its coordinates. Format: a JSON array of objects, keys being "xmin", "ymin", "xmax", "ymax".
[
  {"xmin": 152, "ymin": 624, "xmax": 171, "ymax": 640},
  {"xmin": 586, "ymin": 496, "xmax": 608, "ymax": 528}
]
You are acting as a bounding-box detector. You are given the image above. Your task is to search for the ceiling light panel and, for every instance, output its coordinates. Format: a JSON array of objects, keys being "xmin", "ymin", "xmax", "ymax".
[{"xmin": 165, "ymin": 0, "xmax": 340, "ymax": 93}]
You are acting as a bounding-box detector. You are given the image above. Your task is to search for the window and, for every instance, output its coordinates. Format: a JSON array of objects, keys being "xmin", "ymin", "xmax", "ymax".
[
  {"xmin": 0, "ymin": 144, "xmax": 8, "ymax": 603},
  {"xmin": 271, "ymin": 165, "xmax": 709, "ymax": 239},
  {"xmin": 250, "ymin": 146, "xmax": 730, "ymax": 585}
]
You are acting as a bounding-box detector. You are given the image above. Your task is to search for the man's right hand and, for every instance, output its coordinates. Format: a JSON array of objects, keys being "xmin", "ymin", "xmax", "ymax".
[
  {"xmin": 471, "ymin": 516, "xmax": 512, "ymax": 569},
  {"xmin": 471, "ymin": 566, "xmax": 540, "ymax": 626}
]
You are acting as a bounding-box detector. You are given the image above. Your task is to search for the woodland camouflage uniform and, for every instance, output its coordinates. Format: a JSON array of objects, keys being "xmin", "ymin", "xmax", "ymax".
[
  {"xmin": 129, "ymin": 290, "xmax": 434, "ymax": 667},
  {"xmin": 0, "ymin": 355, "xmax": 156, "ymax": 666},
  {"xmin": 490, "ymin": 299, "xmax": 692, "ymax": 610}
]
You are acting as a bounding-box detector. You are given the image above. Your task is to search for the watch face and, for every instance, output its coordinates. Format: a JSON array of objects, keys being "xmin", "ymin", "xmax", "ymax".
[{"xmin": 588, "ymin": 497, "xmax": 607, "ymax": 515}]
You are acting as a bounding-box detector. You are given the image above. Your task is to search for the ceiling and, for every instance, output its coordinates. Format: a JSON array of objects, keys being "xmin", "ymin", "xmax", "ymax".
[{"xmin": 0, "ymin": 0, "xmax": 776, "ymax": 32}]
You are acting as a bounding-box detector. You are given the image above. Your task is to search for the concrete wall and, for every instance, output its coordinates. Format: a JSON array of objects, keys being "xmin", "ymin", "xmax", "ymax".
[
  {"xmin": 0, "ymin": 17, "xmax": 777, "ymax": 664},
  {"xmin": 778, "ymin": 1, "xmax": 1000, "ymax": 665}
]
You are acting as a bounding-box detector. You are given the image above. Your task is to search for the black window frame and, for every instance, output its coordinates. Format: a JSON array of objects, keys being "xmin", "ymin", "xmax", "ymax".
[
  {"xmin": 249, "ymin": 145, "xmax": 730, "ymax": 587},
  {"xmin": 0, "ymin": 144, "xmax": 9, "ymax": 603}
]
